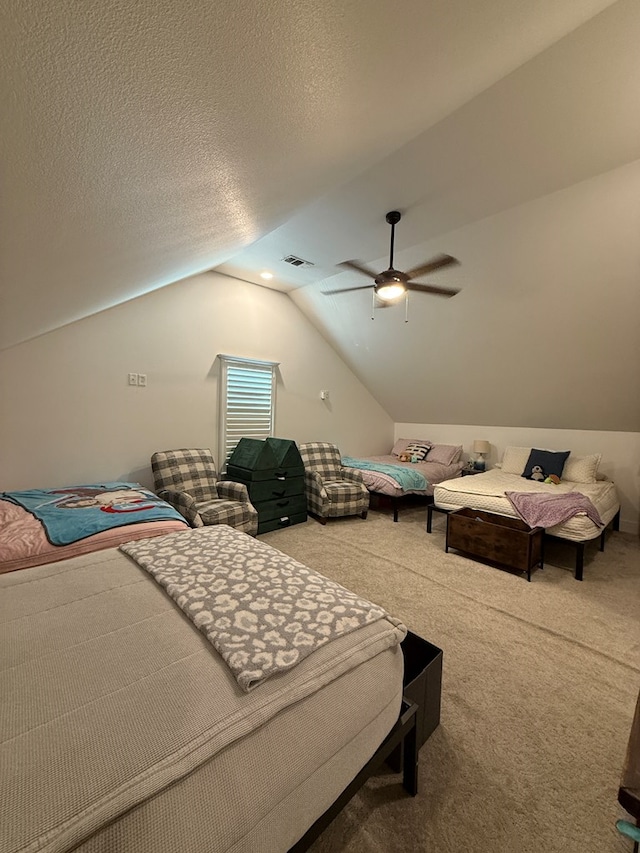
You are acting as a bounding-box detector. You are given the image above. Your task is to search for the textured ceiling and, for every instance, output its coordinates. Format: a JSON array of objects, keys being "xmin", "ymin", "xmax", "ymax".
[
  {"xmin": 220, "ymin": 0, "xmax": 639, "ymax": 293},
  {"xmin": 0, "ymin": 0, "xmax": 620, "ymax": 350},
  {"xmin": 2, "ymin": 0, "xmax": 638, "ymax": 431}
]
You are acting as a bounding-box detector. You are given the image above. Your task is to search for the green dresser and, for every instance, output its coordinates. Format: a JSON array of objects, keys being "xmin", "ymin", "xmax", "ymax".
[{"xmin": 226, "ymin": 437, "xmax": 307, "ymax": 534}]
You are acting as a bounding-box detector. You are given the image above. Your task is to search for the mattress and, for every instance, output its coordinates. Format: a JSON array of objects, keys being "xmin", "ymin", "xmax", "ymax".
[
  {"xmin": 433, "ymin": 469, "xmax": 620, "ymax": 543},
  {"xmin": 0, "ymin": 539, "xmax": 404, "ymax": 853},
  {"xmin": 0, "ymin": 498, "xmax": 188, "ymax": 574},
  {"xmin": 355, "ymin": 455, "xmax": 463, "ymax": 498}
]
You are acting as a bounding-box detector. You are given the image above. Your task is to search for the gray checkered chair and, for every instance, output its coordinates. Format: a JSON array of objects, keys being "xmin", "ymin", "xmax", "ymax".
[
  {"xmin": 151, "ymin": 448, "xmax": 258, "ymax": 535},
  {"xmin": 299, "ymin": 442, "xmax": 369, "ymax": 524}
]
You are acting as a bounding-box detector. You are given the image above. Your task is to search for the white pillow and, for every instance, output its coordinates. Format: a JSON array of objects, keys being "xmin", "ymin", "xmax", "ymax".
[
  {"xmin": 562, "ymin": 453, "xmax": 601, "ymax": 484},
  {"xmin": 500, "ymin": 446, "xmax": 532, "ymax": 475}
]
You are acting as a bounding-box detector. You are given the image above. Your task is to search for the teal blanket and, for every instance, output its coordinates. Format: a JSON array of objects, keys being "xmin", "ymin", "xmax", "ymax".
[
  {"xmin": 341, "ymin": 457, "xmax": 428, "ymax": 491},
  {"xmin": 1, "ymin": 482, "xmax": 185, "ymax": 545}
]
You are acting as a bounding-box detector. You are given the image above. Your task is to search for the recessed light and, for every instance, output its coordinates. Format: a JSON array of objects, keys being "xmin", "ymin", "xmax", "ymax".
[{"xmin": 260, "ymin": 271, "xmax": 273, "ymax": 280}]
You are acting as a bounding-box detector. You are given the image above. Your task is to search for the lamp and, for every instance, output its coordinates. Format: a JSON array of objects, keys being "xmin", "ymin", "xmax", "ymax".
[{"xmin": 472, "ymin": 440, "xmax": 490, "ymax": 471}]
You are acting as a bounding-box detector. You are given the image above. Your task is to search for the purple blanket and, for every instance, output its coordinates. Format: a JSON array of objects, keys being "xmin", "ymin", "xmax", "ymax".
[{"xmin": 505, "ymin": 491, "xmax": 604, "ymax": 529}]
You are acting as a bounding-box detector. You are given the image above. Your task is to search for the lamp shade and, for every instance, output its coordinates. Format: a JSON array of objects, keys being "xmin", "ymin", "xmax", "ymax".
[
  {"xmin": 473, "ymin": 440, "xmax": 490, "ymax": 455},
  {"xmin": 376, "ymin": 282, "xmax": 406, "ymax": 301}
]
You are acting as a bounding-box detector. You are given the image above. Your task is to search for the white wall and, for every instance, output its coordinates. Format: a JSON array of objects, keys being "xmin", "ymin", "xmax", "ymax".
[
  {"xmin": 0, "ymin": 272, "xmax": 394, "ymax": 491},
  {"xmin": 3, "ymin": 267, "xmax": 636, "ymax": 533},
  {"xmin": 396, "ymin": 422, "xmax": 639, "ymax": 534}
]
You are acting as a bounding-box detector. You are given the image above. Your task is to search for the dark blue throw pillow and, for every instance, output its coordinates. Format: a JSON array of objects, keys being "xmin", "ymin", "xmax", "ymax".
[{"xmin": 522, "ymin": 449, "xmax": 570, "ymax": 481}]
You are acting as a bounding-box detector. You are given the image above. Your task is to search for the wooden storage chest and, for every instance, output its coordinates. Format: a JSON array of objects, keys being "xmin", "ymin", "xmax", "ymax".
[{"xmin": 446, "ymin": 507, "xmax": 543, "ymax": 581}]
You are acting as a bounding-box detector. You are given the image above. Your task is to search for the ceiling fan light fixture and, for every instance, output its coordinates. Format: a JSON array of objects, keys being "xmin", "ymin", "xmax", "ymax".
[
  {"xmin": 376, "ymin": 282, "xmax": 406, "ymax": 301},
  {"xmin": 328, "ymin": 211, "xmax": 461, "ymax": 310}
]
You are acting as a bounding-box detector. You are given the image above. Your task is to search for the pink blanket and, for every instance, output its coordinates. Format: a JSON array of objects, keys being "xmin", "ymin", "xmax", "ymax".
[{"xmin": 505, "ymin": 491, "xmax": 604, "ymax": 529}]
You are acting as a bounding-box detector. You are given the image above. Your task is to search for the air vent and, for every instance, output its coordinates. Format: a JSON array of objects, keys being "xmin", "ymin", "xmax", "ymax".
[{"xmin": 282, "ymin": 255, "xmax": 314, "ymax": 268}]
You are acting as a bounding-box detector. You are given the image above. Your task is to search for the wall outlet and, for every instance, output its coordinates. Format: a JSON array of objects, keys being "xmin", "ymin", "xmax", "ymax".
[
  {"xmin": 128, "ymin": 373, "xmax": 138, "ymax": 386},
  {"xmin": 137, "ymin": 373, "xmax": 147, "ymax": 387}
]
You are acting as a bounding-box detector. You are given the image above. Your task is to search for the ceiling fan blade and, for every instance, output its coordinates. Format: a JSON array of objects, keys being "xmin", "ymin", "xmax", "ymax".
[
  {"xmin": 405, "ymin": 254, "xmax": 459, "ymax": 280},
  {"xmin": 323, "ymin": 284, "xmax": 374, "ymax": 295},
  {"xmin": 338, "ymin": 260, "xmax": 378, "ymax": 279},
  {"xmin": 407, "ymin": 283, "xmax": 460, "ymax": 298}
]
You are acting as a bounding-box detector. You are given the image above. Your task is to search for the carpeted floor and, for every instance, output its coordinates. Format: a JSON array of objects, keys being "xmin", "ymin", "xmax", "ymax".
[{"xmin": 262, "ymin": 505, "xmax": 640, "ymax": 853}]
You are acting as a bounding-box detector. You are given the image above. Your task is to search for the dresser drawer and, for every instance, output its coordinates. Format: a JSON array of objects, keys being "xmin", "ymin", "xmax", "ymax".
[
  {"xmin": 227, "ymin": 464, "xmax": 305, "ymax": 483},
  {"xmin": 238, "ymin": 477, "xmax": 305, "ymax": 503},
  {"xmin": 257, "ymin": 512, "xmax": 308, "ymax": 535},
  {"xmin": 256, "ymin": 494, "xmax": 307, "ymax": 523}
]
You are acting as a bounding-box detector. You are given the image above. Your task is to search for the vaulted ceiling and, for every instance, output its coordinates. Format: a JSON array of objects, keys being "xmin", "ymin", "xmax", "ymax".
[{"xmin": 2, "ymin": 0, "xmax": 639, "ymax": 430}]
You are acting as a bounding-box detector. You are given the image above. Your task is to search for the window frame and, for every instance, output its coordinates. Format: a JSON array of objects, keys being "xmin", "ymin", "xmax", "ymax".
[{"xmin": 217, "ymin": 354, "xmax": 278, "ymax": 472}]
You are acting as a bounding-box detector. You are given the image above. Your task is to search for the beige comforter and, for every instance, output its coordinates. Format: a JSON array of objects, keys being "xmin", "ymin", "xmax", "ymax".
[{"xmin": 1, "ymin": 536, "xmax": 405, "ymax": 853}]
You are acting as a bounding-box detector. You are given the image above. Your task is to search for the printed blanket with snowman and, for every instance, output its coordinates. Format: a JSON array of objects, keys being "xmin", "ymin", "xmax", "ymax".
[{"xmin": 0, "ymin": 482, "xmax": 185, "ymax": 545}]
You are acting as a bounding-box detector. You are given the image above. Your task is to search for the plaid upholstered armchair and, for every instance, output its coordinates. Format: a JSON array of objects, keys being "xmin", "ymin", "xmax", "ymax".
[
  {"xmin": 151, "ymin": 448, "xmax": 258, "ymax": 535},
  {"xmin": 298, "ymin": 442, "xmax": 369, "ymax": 524}
]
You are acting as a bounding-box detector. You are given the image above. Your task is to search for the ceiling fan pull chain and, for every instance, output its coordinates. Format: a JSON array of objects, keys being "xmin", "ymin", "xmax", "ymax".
[
  {"xmin": 371, "ymin": 289, "xmax": 375, "ymax": 320},
  {"xmin": 405, "ymin": 291, "xmax": 409, "ymax": 323}
]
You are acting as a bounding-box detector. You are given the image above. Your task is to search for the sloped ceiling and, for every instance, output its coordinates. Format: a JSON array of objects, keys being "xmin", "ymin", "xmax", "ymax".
[{"xmin": 2, "ymin": 0, "xmax": 638, "ymax": 430}]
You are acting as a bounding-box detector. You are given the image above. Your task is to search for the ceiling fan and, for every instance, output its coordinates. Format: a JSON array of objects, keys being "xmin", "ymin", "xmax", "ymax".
[{"xmin": 325, "ymin": 211, "xmax": 460, "ymax": 305}]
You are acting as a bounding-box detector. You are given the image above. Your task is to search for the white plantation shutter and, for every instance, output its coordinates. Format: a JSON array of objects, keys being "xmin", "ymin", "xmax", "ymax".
[{"xmin": 218, "ymin": 355, "xmax": 277, "ymax": 468}]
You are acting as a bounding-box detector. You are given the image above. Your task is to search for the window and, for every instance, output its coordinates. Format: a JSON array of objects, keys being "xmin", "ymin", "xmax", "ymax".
[{"xmin": 217, "ymin": 355, "xmax": 278, "ymax": 469}]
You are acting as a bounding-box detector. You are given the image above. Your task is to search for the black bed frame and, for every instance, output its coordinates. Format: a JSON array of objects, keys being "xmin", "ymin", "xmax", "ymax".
[
  {"xmin": 369, "ymin": 491, "xmax": 432, "ymax": 523},
  {"xmin": 546, "ymin": 508, "xmax": 620, "ymax": 581},
  {"xmin": 288, "ymin": 631, "xmax": 443, "ymax": 853}
]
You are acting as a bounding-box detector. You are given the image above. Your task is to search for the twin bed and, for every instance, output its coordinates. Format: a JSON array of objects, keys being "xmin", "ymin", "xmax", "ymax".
[
  {"xmin": 343, "ymin": 438, "xmax": 464, "ymax": 520},
  {"xmin": 0, "ymin": 482, "xmax": 435, "ymax": 853},
  {"xmin": 432, "ymin": 445, "xmax": 621, "ymax": 579}
]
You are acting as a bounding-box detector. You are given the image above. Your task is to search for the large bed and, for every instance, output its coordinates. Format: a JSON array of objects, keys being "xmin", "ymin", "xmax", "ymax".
[
  {"xmin": 432, "ymin": 446, "xmax": 621, "ymax": 579},
  {"xmin": 1, "ymin": 524, "xmax": 420, "ymax": 853},
  {"xmin": 343, "ymin": 438, "xmax": 464, "ymax": 521}
]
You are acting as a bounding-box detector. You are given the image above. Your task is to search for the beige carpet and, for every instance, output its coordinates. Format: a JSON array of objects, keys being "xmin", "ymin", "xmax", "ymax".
[{"xmin": 261, "ymin": 505, "xmax": 640, "ymax": 853}]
